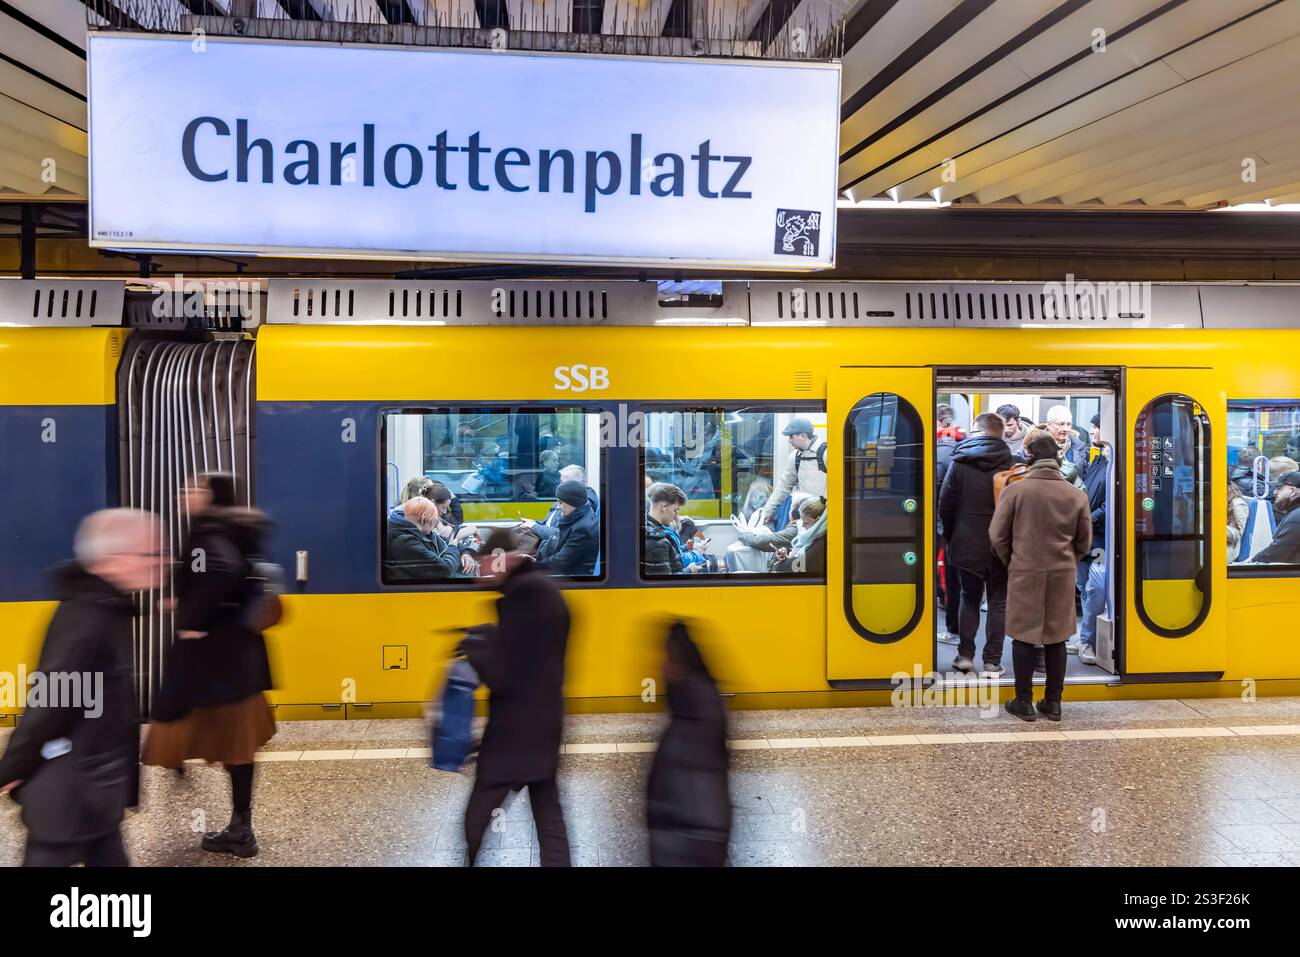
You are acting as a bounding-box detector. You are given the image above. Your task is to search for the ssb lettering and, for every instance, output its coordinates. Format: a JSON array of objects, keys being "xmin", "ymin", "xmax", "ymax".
[{"xmin": 554, "ymin": 365, "xmax": 609, "ymax": 392}]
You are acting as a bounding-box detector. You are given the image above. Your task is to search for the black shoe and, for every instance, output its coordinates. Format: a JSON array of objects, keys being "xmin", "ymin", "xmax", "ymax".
[
  {"xmin": 1035, "ymin": 699, "xmax": 1062, "ymax": 722},
  {"xmin": 1004, "ymin": 697, "xmax": 1036, "ymax": 722},
  {"xmin": 201, "ymin": 813, "xmax": 258, "ymax": 858}
]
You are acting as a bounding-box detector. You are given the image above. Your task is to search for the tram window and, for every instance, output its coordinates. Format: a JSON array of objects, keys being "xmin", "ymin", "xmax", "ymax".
[
  {"xmin": 1226, "ymin": 400, "xmax": 1300, "ymax": 572},
  {"xmin": 381, "ymin": 409, "xmax": 603, "ymax": 583},
  {"xmin": 639, "ymin": 407, "xmax": 827, "ymax": 579},
  {"xmin": 845, "ymin": 394, "xmax": 924, "ymax": 641},
  {"xmin": 1134, "ymin": 395, "xmax": 1211, "ymax": 636}
]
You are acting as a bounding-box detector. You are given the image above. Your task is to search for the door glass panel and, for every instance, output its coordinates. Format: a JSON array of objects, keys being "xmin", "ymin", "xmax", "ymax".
[
  {"xmin": 845, "ymin": 393, "xmax": 924, "ymax": 642},
  {"xmin": 1134, "ymin": 394, "xmax": 1211, "ymax": 636}
]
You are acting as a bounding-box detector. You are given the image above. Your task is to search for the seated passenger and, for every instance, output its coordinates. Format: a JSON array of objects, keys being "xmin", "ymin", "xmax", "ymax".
[
  {"xmin": 401, "ymin": 476, "xmax": 434, "ymax": 502},
  {"xmin": 536, "ymin": 450, "xmax": 562, "ymax": 499},
  {"xmin": 1229, "ymin": 447, "xmax": 1260, "ymax": 497},
  {"xmin": 677, "ymin": 518, "xmax": 722, "ymax": 574},
  {"xmin": 1252, "ymin": 471, "xmax": 1300, "ymax": 564},
  {"xmin": 534, "ymin": 481, "xmax": 600, "ymax": 576},
  {"xmin": 1269, "ymin": 456, "xmax": 1299, "ymax": 498},
  {"xmin": 644, "ymin": 482, "xmax": 699, "ymax": 575},
  {"xmin": 772, "ymin": 498, "xmax": 827, "ymax": 575},
  {"xmin": 525, "ymin": 465, "xmax": 600, "ymax": 540},
  {"xmin": 740, "ymin": 478, "xmax": 772, "ymax": 521},
  {"xmin": 386, "ymin": 497, "xmax": 462, "ymax": 580}
]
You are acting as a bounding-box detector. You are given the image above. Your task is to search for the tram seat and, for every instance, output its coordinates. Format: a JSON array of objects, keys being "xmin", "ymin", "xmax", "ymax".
[
  {"xmin": 1239, "ymin": 498, "xmax": 1277, "ymax": 562},
  {"xmin": 774, "ymin": 498, "xmax": 793, "ymax": 529}
]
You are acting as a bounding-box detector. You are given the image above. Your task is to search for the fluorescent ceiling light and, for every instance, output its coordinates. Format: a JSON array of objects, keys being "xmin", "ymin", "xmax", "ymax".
[
  {"xmin": 837, "ymin": 197, "xmax": 951, "ymax": 209},
  {"xmin": 1211, "ymin": 202, "xmax": 1300, "ymax": 212}
]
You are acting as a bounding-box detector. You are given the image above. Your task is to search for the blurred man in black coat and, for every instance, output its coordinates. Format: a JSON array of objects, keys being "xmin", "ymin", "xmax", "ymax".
[
  {"xmin": 461, "ymin": 530, "xmax": 571, "ymax": 866},
  {"xmin": 0, "ymin": 509, "xmax": 163, "ymax": 867},
  {"xmin": 646, "ymin": 621, "xmax": 731, "ymax": 866}
]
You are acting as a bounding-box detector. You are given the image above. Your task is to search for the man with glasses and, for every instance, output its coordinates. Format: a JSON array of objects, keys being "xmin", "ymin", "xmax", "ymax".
[{"xmin": 0, "ymin": 509, "xmax": 163, "ymax": 866}]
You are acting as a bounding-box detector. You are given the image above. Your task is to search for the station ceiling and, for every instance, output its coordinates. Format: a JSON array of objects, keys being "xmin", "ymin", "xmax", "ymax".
[{"xmin": 2, "ymin": 0, "xmax": 1299, "ymax": 211}]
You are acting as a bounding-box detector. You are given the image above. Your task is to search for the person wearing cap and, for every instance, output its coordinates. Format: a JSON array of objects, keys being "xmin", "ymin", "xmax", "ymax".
[
  {"xmin": 533, "ymin": 479, "xmax": 600, "ymax": 576},
  {"xmin": 1251, "ymin": 471, "xmax": 1300, "ymax": 565},
  {"xmin": 997, "ymin": 404, "xmax": 1029, "ymax": 459},
  {"xmin": 760, "ymin": 417, "xmax": 828, "ymax": 527}
]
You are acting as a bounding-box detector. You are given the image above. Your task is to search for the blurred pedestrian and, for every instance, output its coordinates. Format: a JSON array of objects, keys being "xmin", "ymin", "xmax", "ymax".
[
  {"xmin": 143, "ymin": 473, "xmax": 276, "ymax": 858},
  {"xmin": 646, "ymin": 621, "xmax": 731, "ymax": 866},
  {"xmin": 461, "ymin": 529, "xmax": 571, "ymax": 866},
  {"xmin": 0, "ymin": 509, "xmax": 163, "ymax": 866},
  {"xmin": 990, "ymin": 434, "xmax": 1092, "ymax": 721}
]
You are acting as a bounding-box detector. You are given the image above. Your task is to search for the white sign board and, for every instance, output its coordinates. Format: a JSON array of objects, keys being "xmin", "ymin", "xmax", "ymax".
[{"xmin": 88, "ymin": 34, "xmax": 840, "ymax": 269}]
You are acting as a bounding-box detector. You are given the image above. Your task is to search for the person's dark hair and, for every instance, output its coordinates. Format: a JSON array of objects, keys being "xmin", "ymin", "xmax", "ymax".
[
  {"xmin": 481, "ymin": 527, "xmax": 516, "ymax": 555},
  {"xmin": 647, "ymin": 481, "xmax": 687, "ymax": 507},
  {"xmin": 1026, "ymin": 434, "xmax": 1061, "ymax": 464},
  {"xmin": 424, "ymin": 481, "xmax": 452, "ymax": 505},
  {"xmin": 196, "ymin": 472, "xmax": 237, "ymax": 507},
  {"xmin": 973, "ymin": 412, "xmax": 1005, "ymax": 437},
  {"xmin": 678, "ymin": 517, "xmax": 698, "ymax": 540},
  {"xmin": 996, "ymin": 403, "xmax": 1021, "ymax": 422}
]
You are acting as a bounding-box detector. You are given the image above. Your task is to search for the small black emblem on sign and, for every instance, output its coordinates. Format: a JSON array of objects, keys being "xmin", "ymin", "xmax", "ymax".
[{"xmin": 774, "ymin": 209, "xmax": 822, "ymax": 257}]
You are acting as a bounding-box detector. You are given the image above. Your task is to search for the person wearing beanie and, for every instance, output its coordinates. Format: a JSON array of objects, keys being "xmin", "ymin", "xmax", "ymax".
[
  {"xmin": 533, "ymin": 479, "xmax": 600, "ymax": 576},
  {"xmin": 989, "ymin": 433, "xmax": 1092, "ymax": 722}
]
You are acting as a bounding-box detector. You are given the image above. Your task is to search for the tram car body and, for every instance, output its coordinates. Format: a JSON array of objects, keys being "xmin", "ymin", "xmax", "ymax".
[{"xmin": 2, "ymin": 279, "xmax": 1299, "ymax": 719}]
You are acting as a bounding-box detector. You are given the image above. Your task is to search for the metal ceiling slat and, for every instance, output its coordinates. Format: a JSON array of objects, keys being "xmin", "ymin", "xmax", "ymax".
[
  {"xmin": 1171, "ymin": 155, "xmax": 1300, "ymax": 207},
  {"xmin": 844, "ymin": 0, "xmax": 1270, "ymax": 199},
  {"xmin": 404, "ymin": 0, "xmax": 479, "ymax": 26},
  {"xmin": 504, "ymin": 0, "xmax": 572, "ymax": 32},
  {"xmin": 7, "ymin": 0, "xmax": 101, "ymax": 46},
  {"xmin": 840, "ymin": 0, "xmax": 1078, "ymax": 173},
  {"xmin": 0, "ymin": 58, "xmax": 87, "ymax": 128},
  {"xmin": 929, "ymin": 22, "xmax": 1300, "ymax": 204},
  {"xmin": 839, "ymin": 0, "xmax": 953, "ymax": 96},
  {"xmin": 1040, "ymin": 109, "xmax": 1300, "ymax": 205},
  {"xmin": 860, "ymin": 4, "xmax": 1299, "ymax": 204},
  {"xmin": 0, "ymin": 92, "xmax": 87, "ymax": 154},
  {"xmin": 875, "ymin": 0, "xmax": 1180, "ymax": 199},
  {"xmin": 0, "ymin": 12, "xmax": 88, "ymax": 95}
]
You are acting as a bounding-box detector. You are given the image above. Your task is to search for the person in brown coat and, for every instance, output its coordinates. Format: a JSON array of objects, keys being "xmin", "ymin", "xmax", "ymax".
[{"xmin": 989, "ymin": 434, "xmax": 1092, "ymax": 721}]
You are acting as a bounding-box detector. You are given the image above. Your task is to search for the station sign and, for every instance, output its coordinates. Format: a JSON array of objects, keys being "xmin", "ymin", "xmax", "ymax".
[{"xmin": 87, "ymin": 34, "xmax": 841, "ymax": 269}]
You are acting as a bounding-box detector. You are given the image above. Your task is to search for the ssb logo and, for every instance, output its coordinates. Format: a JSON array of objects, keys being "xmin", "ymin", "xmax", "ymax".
[{"xmin": 554, "ymin": 365, "xmax": 609, "ymax": 393}]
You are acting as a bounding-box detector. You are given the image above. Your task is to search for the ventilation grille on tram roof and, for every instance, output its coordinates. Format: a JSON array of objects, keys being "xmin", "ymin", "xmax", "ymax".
[
  {"xmin": 265, "ymin": 280, "xmax": 747, "ymax": 326},
  {"xmin": 794, "ymin": 371, "xmax": 814, "ymax": 393},
  {"xmin": 750, "ymin": 283, "xmax": 1201, "ymax": 328},
  {"xmin": 0, "ymin": 280, "xmax": 125, "ymax": 327}
]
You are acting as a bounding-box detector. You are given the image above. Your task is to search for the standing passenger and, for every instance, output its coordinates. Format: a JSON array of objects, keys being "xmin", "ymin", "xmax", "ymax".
[
  {"xmin": 990, "ymin": 435, "xmax": 1092, "ymax": 721},
  {"xmin": 938, "ymin": 413, "xmax": 1013, "ymax": 675},
  {"xmin": 760, "ymin": 418, "xmax": 827, "ymax": 527},
  {"xmin": 998, "ymin": 404, "xmax": 1029, "ymax": 459},
  {"xmin": 1075, "ymin": 417, "xmax": 1110, "ymax": 665},
  {"xmin": 144, "ymin": 473, "xmax": 277, "ymax": 858},
  {"xmin": 1045, "ymin": 405, "xmax": 1090, "ymax": 474},
  {"xmin": 0, "ymin": 509, "xmax": 162, "ymax": 866},
  {"xmin": 646, "ymin": 621, "xmax": 731, "ymax": 866},
  {"xmin": 461, "ymin": 530, "xmax": 571, "ymax": 866}
]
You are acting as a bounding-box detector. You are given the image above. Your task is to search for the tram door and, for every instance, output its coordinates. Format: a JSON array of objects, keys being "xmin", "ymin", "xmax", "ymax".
[
  {"xmin": 827, "ymin": 368, "xmax": 934, "ymax": 683},
  {"xmin": 1123, "ymin": 369, "xmax": 1226, "ymax": 677}
]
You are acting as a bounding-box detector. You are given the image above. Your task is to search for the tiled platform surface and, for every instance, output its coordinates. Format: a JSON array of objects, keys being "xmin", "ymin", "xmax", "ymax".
[{"xmin": 3, "ymin": 696, "xmax": 1300, "ymax": 866}]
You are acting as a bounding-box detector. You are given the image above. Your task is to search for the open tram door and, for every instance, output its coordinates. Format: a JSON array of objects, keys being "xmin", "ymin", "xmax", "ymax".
[
  {"xmin": 1121, "ymin": 369, "xmax": 1227, "ymax": 679},
  {"xmin": 826, "ymin": 367, "xmax": 935, "ymax": 684}
]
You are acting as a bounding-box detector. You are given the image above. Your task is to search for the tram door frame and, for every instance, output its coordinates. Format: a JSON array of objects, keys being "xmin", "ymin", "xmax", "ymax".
[
  {"xmin": 826, "ymin": 366, "xmax": 936, "ymax": 686},
  {"xmin": 1120, "ymin": 367, "xmax": 1227, "ymax": 679}
]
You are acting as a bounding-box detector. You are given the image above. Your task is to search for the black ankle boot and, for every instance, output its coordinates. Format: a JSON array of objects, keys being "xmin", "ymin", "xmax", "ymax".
[
  {"xmin": 1004, "ymin": 695, "xmax": 1036, "ymax": 722},
  {"xmin": 1035, "ymin": 698, "xmax": 1062, "ymax": 722},
  {"xmin": 201, "ymin": 810, "xmax": 258, "ymax": 858}
]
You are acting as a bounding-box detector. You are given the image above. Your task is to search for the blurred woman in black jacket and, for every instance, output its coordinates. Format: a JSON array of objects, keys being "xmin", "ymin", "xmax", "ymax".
[
  {"xmin": 646, "ymin": 621, "xmax": 731, "ymax": 866},
  {"xmin": 143, "ymin": 473, "xmax": 275, "ymax": 858}
]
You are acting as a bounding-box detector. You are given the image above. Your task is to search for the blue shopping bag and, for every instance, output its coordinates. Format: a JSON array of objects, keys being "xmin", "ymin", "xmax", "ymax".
[{"xmin": 431, "ymin": 657, "xmax": 479, "ymax": 772}]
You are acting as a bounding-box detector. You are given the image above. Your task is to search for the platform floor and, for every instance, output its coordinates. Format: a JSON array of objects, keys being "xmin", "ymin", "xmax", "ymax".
[{"xmin": 4, "ymin": 697, "xmax": 1300, "ymax": 867}]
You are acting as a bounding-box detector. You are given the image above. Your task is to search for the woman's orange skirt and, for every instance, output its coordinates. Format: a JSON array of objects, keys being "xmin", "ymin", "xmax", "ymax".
[{"xmin": 143, "ymin": 693, "xmax": 275, "ymax": 768}]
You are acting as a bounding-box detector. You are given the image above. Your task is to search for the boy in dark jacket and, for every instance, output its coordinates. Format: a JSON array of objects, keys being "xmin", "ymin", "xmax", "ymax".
[
  {"xmin": 0, "ymin": 509, "xmax": 162, "ymax": 867},
  {"xmin": 938, "ymin": 413, "xmax": 1013, "ymax": 674},
  {"xmin": 644, "ymin": 482, "xmax": 697, "ymax": 576}
]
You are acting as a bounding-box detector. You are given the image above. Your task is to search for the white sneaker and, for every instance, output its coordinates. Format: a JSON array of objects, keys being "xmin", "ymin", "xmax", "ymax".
[
  {"xmin": 1080, "ymin": 645, "xmax": 1098, "ymax": 665},
  {"xmin": 1065, "ymin": 640, "xmax": 1081, "ymax": 656},
  {"xmin": 980, "ymin": 661, "xmax": 1005, "ymax": 677},
  {"xmin": 938, "ymin": 631, "xmax": 960, "ymax": 645}
]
